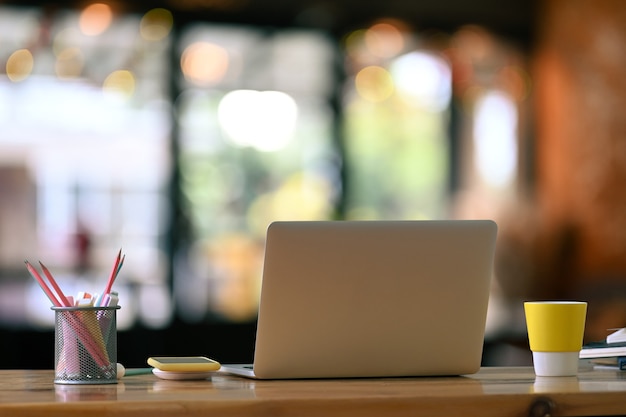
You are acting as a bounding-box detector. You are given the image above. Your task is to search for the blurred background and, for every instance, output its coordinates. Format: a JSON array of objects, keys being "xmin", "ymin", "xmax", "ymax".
[{"xmin": 1, "ymin": 0, "xmax": 626, "ymax": 369}]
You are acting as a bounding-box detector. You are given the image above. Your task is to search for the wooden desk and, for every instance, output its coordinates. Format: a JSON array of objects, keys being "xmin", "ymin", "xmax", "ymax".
[{"xmin": 1, "ymin": 367, "xmax": 625, "ymax": 417}]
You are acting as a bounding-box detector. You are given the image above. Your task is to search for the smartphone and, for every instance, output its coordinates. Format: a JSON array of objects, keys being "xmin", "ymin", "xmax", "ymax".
[{"xmin": 147, "ymin": 356, "xmax": 221, "ymax": 372}]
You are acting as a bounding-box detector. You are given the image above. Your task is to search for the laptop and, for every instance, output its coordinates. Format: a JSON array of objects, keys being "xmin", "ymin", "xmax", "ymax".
[{"xmin": 220, "ymin": 219, "xmax": 497, "ymax": 379}]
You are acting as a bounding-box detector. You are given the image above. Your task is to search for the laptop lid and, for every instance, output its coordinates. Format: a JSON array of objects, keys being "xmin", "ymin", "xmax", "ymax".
[{"xmin": 223, "ymin": 220, "xmax": 497, "ymax": 379}]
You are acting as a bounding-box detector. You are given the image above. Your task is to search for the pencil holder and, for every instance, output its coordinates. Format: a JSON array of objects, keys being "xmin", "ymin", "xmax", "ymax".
[{"xmin": 52, "ymin": 306, "xmax": 120, "ymax": 384}]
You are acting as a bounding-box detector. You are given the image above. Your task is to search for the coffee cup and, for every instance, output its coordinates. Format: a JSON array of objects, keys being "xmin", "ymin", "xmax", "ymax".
[{"xmin": 524, "ymin": 301, "xmax": 587, "ymax": 377}]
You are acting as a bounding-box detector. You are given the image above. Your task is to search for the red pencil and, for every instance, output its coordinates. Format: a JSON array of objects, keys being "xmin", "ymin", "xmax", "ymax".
[{"xmin": 102, "ymin": 249, "xmax": 122, "ymax": 298}]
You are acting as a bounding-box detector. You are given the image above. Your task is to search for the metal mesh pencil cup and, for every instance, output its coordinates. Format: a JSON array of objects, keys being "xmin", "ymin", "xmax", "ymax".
[{"xmin": 52, "ymin": 305, "xmax": 120, "ymax": 384}]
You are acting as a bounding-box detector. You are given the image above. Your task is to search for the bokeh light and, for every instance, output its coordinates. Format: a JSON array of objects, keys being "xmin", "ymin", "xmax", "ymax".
[
  {"xmin": 181, "ymin": 41, "xmax": 229, "ymax": 86},
  {"xmin": 354, "ymin": 66, "xmax": 394, "ymax": 102},
  {"xmin": 79, "ymin": 3, "xmax": 113, "ymax": 36},
  {"xmin": 344, "ymin": 29, "xmax": 367, "ymax": 60},
  {"xmin": 247, "ymin": 172, "xmax": 333, "ymax": 236},
  {"xmin": 6, "ymin": 49, "xmax": 34, "ymax": 82},
  {"xmin": 140, "ymin": 8, "xmax": 173, "ymax": 41},
  {"xmin": 390, "ymin": 51, "xmax": 451, "ymax": 111},
  {"xmin": 473, "ymin": 90, "xmax": 518, "ymax": 188},
  {"xmin": 55, "ymin": 47, "xmax": 84, "ymax": 79},
  {"xmin": 452, "ymin": 25, "xmax": 494, "ymax": 63},
  {"xmin": 218, "ymin": 89, "xmax": 298, "ymax": 152},
  {"xmin": 103, "ymin": 70, "xmax": 136, "ymax": 99},
  {"xmin": 364, "ymin": 21, "xmax": 406, "ymax": 58}
]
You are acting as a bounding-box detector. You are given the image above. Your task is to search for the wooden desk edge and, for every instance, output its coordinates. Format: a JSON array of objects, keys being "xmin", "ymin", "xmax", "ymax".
[{"xmin": 2, "ymin": 367, "xmax": 626, "ymax": 417}]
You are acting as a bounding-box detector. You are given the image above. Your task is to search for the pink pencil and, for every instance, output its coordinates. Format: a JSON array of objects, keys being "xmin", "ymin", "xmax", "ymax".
[
  {"xmin": 39, "ymin": 261, "xmax": 71, "ymax": 307},
  {"xmin": 102, "ymin": 249, "xmax": 122, "ymax": 298},
  {"xmin": 25, "ymin": 261, "xmax": 61, "ymax": 307},
  {"xmin": 25, "ymin": 260, "xmax": 109, "ymax": 368}
]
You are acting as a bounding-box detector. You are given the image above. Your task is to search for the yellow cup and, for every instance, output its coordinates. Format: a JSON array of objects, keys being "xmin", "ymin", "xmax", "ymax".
[{"xmin": 524, "ymin": 301, "xmax": 587, "ymax": 376}]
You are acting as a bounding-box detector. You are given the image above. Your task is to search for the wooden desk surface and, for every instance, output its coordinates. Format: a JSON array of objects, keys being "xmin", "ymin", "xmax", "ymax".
[{"xmin": 1, "ymin": 367, "xmax": 626, "ymax": 417}]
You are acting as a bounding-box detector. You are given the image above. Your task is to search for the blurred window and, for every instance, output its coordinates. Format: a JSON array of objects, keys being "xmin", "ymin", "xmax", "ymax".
[
  {"xmin": 0, "ymin": 5, "xmax": 172, "ymax": 329},
  {"xmin": 174, "ymin": 25, "xmax": 338, "ymax": 322},
  {"xmin": 0, "ymin": 6, "xmax": 528, "ymax": 329},
  {"xmin": 342, "ymin": 22, "xmax": 452, "ymax": 219}
]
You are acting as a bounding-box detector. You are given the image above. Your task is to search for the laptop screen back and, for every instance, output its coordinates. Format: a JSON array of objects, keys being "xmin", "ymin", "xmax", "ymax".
[{"xmin": 251, "ymin": 220, "xmax": 497, "ymax": 379}]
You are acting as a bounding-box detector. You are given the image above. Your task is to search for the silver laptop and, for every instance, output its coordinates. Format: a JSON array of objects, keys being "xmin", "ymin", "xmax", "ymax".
[{"xmin": 220, "ymin": 220, "xmax": 497, "ymax": 379}]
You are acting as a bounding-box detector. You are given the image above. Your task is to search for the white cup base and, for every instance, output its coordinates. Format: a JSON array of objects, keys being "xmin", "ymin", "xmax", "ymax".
[{"xmin": 532, "ymin": 351, "xmax": 580, "ymax": 377}]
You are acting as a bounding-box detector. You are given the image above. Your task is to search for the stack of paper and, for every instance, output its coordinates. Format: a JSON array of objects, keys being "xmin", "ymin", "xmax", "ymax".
[
  {"xmin": 606, "ymin": 328, "xmax": 626, "ymax": 344},
  {"xmin": 580, "ymin": 328, "xmax": 626, "ymax": 370}
]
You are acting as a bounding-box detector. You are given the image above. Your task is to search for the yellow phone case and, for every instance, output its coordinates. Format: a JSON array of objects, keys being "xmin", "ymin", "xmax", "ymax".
[{"xmin": 147, "ymin": 356, "xmax": 221, "ymax": 372}]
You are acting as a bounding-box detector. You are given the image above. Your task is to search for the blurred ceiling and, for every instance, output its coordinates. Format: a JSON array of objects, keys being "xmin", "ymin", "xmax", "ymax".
[{"xmin": 1, "ymin": 0, "xmax": 537, "ymax": 46}]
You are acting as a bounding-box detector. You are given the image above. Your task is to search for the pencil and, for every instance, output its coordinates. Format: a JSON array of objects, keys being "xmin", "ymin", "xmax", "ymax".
[
  {"xmin": 25, "ymin": 261, "xmax": 61, "ymax": 307},
  {"xmin": 101, "ymin": 249, "xmax": 122, "ymax": 301},
  {"xmin": 25, "ymin": 261, "xmax": 110, "ymax": 368},
  {"xmin": 38, "ymin": 261, "xmax": 71, "ymax": 307}
]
